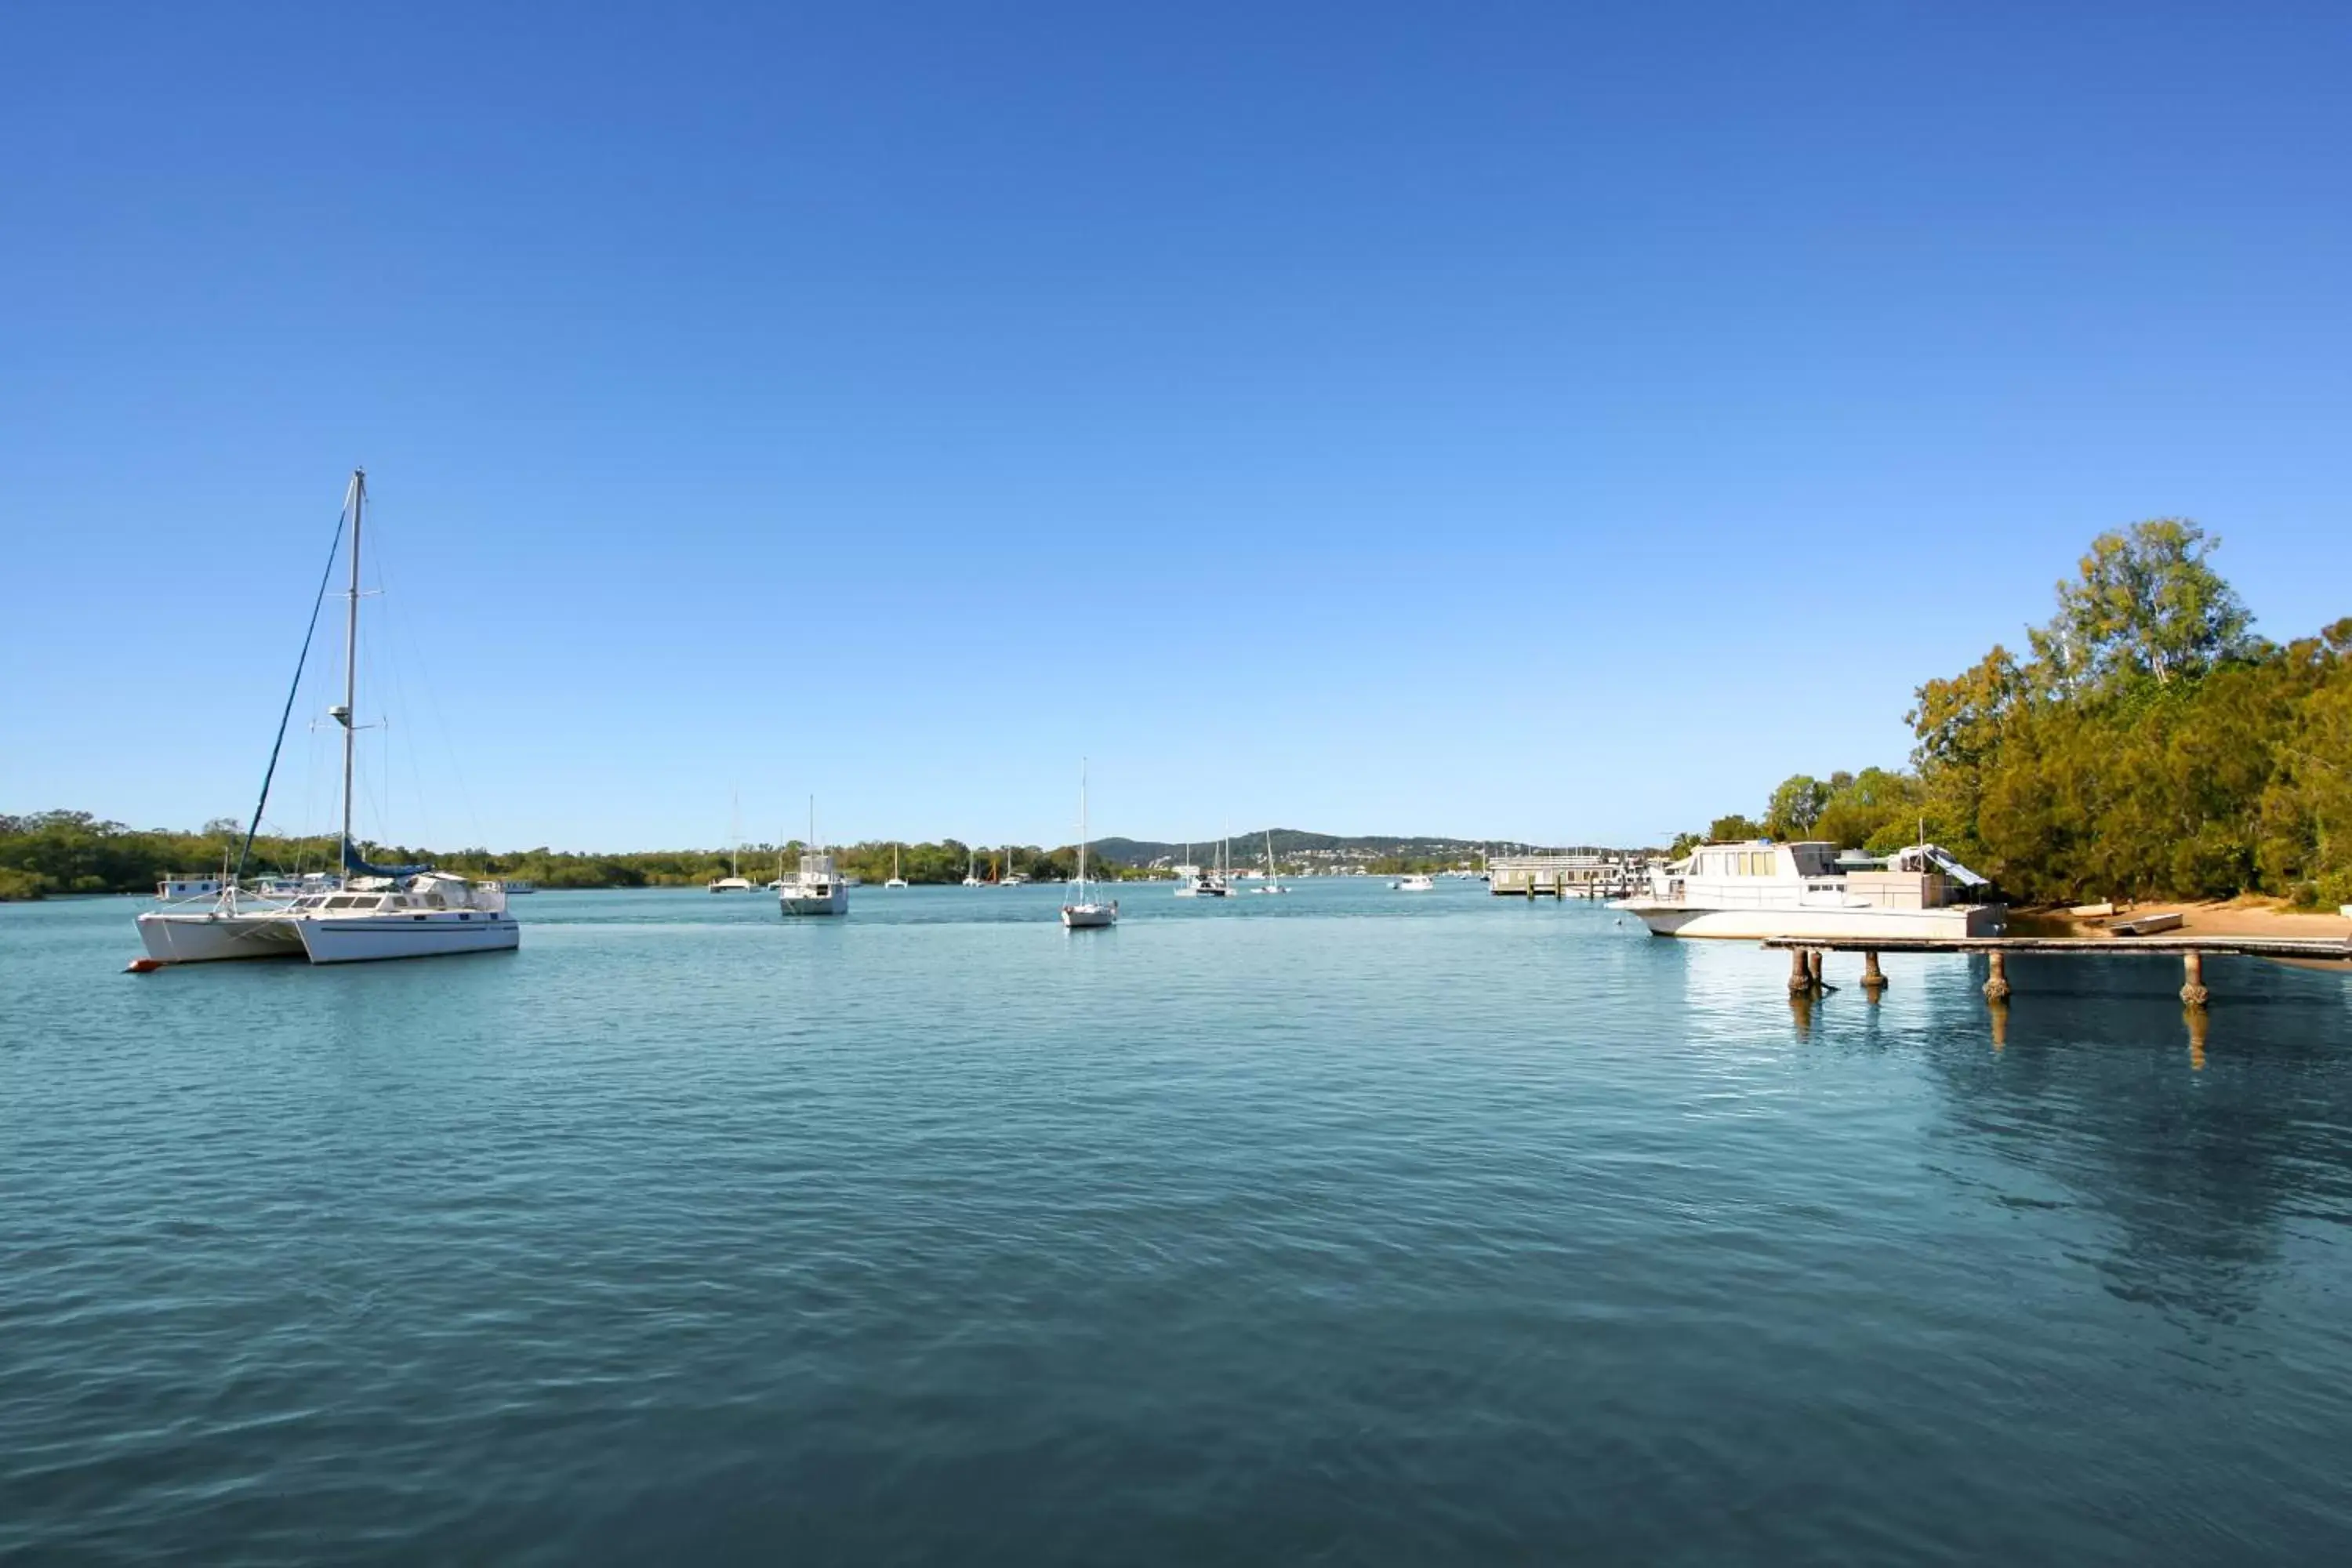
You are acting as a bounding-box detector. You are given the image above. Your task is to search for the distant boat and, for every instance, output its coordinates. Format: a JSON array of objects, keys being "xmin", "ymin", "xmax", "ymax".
[
  {"xmin": 134, "ymin": 469, "xmax": 518, "ymax": 966},
  {"xmin": 1175, "ymin": 839, "xmax": 1234, "ymax": 898},
  {"xmin": 1392, "ymin": 873, "xmax": 1436, "ymax": 892},
  {"xmin": 1254, "ymin": 831, "xmax": 1290, "ymax": 895},
  {"xmin": 778, "ymin": 797, "xmax": 848, "ymax": 917},
  {"xmin": 1062, "ymin": 760, "xmax": 1117, "ymax": 930},
  {"xmin": 884, "ymin": 844, "xmax": 909, "ymax": 889},
  {"xmin": 498, "ymin": 880, "xmax": 538, "ymax": 895},
  {"xmin": 710, "ymin": 789, "xmax": 753, "ymax": 891},
  {"xmin": 961, "ymin": 845, "xmax": 983, "ymax": 887}
]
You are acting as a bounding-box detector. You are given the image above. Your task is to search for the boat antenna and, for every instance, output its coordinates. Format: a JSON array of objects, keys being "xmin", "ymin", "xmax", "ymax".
[
  {"xmin": 333, "ymin": 468, "xmax": 366, "ymax": 884},
  {"xmin": 233, "ymin": 489, "xmax": 351, "ymax": 882}
]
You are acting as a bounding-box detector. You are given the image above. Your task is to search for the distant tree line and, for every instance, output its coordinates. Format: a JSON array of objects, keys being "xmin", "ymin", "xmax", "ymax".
[
  {"xmin": 0, "ymin": 815, "xmax": 1159, "ymax": 899},
  {"xmin": 1674, "ymin": 521, "xmax": 2352, "ymax": 908}
]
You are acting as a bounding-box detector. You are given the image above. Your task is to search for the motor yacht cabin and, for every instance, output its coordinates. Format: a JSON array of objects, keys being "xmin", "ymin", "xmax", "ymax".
[{"xmin": 1613, "ymin": 839, "xmax": 2005, "ymax": 939}]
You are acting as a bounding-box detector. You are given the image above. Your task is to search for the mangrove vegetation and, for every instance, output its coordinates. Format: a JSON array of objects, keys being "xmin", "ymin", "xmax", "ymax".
[{"xmin": 1682, "ymin": 520, "xmax": 2352, "ymax": 908}]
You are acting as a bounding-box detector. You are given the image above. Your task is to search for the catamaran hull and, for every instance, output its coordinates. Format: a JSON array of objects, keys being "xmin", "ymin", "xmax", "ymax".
[
  {"xmin": 779, "ymin": 892, "xmax": 848, "ymax": 917},
  {"xmin": 295, "ymin": 916, "xmax": 521, "ymax": 964},
  {"xmin": 135, "ymin": 913, "xmax": 304, "ymax": 964},
  {"xmin": 1616, "ymin": 903, "xmax": 2005, "ymax": 940}
]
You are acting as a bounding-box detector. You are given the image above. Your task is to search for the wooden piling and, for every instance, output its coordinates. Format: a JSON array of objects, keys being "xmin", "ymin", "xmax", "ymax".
[
  {"xmin": 1806, "ymin": 949, "xmax": 1824, "ymax": 987},
  {"xmin": 2180, "ymin": 949, "xmax": 2209, "ymax": 1011},
  {"xmin": 1860, "ymin": 949, "xmax": 1887, "ymax": 993},
  {"xmin": 1788, "ymin": 947, "xmax": 1813, "ymax": 994},
  {"xmin": 1983, "ymin": 949, "xmax": 2011, "ymax": 1002}
]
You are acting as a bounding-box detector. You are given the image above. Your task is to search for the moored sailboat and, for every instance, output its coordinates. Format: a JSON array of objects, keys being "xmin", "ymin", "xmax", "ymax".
[
  {"xmin": 1062, "ymin": 760, "xmax": 1117, "ymax": 929},
  {"xmin": 137, "ymin": 469, "xmax": 518, "ymax": 966}
]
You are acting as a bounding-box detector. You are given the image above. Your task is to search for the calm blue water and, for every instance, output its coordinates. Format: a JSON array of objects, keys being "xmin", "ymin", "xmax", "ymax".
[{"xmin": 5, "ymin": 881, "xmax": 2352, "ymax": 1564}]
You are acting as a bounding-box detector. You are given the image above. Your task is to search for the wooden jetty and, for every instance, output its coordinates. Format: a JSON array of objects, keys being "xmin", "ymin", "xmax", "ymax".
[{"xmin": 1760, "ymin": 933, "xmax": 2350, "ymax": 1010}]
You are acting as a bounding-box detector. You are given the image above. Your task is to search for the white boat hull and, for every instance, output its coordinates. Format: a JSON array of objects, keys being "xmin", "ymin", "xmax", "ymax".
[
  {"xmin": 294, "ymin": 913, "xmax": 521, "ymax": 964},
  {"xmin": 1062, "ymin": 903, "xmax": 1117, "ymax": 929},
  {"xmin": 779, "ymin": 891, "xmax": 849, "ymax": 917},
  {"xmin": 135, "ymin": 910, "xmax": 305, "ymax": 964},
  {"xmin": 1615, "ymin": 902, "xmax": 2005, "ymax": 940}
]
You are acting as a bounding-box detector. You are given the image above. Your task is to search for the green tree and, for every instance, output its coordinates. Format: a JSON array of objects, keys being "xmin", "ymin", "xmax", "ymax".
[
  {"xmin": 1764, "ymin": 775, "xmax": 1829, "ymax": 839},
  {"xmin": 2028, "ymin": 519, "xmax": 2252, "ymax": 691},
  {"xmin": 1707, "ymin": 814, "xmax": 1764, "ymax": 841}
]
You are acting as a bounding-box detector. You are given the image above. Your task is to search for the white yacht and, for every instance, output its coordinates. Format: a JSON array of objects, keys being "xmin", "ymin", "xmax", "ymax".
[
  {"xmin": 961, "ymin": 847, "xmax": 984, "ymax": 887},
  {"xmin": 884, "ymin": 844, "xmax": 909, "ymax": 889},
  {"xmin": 1061, "ymin": 760, "xmax": 1117, "ymax": 930},
  {"xmin": 1392, "ymin": 873, "xmax": 1436, "ymax": 892},
  {"xmin": 1613, "ymin": 839, "xmax": 2005, "ymax": 939},
  {"xmin": 135, "ymin": 469, "xmax": 518, "ymax": 967},
  {"xmin": 1174, "ymin": 840, "xmax": 1232, "ymax": 898},
  {"xmin": 778, "ymin": 799, "xmax": 848, "ymax": 916}
]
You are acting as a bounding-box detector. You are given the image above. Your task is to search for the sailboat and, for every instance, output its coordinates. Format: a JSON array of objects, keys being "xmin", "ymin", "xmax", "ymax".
[
  {"xmin": 1254, "ymin": 830, "xmax": 1290, "ymax": 894},
  {"xmin": 1173, "ymin": 838, "xmax": 1230, "ymax": 897},
  {"xmin": 962, "ymin": 846, "xmax": 983, "ymax": 887},
  {"xmin": 710, "ymin": 789, "xmax": 753, "ymax": 891},
  {"xmin": 884, "ymin": 844, "xmax": 909, "ymax": 888},
  {"xmin": 1062, "ymin": 760, "xmax": 1117, "ymax": 929},
  {"xmin": 135, "ymin": 470, "xmax": 519, "ymax": 966},
  {"xmin": 777, "ymin": 797, "xmax": 848, "ymax": 916}
]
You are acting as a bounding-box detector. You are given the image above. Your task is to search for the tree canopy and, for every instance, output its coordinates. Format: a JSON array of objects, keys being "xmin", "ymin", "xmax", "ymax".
[{"xmin": 1675, "ymin": 521, "xmax": 2351, "ymax": 907}]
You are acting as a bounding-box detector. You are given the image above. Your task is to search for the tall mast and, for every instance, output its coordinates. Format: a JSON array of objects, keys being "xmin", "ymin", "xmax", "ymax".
[
  {"xmin": 1077, "ymin": 758, "xmax": 1088, "ymax": 891},
  {"xmin": 336, "ymin": 469, "xmax": 365, "ymax": 880}
]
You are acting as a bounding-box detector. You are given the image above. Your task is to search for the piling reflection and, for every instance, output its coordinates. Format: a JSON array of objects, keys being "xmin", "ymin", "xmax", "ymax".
[
  {"xmin": 1786, "ymin": 988, "xmax": 1817, "ymax": 1040},
  {"xmin": 1920, "ymin": 956, "xmax": 2352, "ymax": 1323}
]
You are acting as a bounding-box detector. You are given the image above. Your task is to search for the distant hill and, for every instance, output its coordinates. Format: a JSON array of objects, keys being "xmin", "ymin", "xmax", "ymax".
[{"xmin": 1087, "ymin": 830, "xmax": 1592, "ymax": 868}]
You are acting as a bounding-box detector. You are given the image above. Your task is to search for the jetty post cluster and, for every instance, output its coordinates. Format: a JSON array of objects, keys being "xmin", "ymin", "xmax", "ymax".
[{"xmin": 1765, "ymin": 935, "xmax": 2351, "ymax": 1011}]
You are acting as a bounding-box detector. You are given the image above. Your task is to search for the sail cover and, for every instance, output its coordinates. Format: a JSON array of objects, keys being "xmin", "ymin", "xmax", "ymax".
[{"xmin": 342, "ymin": 843, "xmax": 430, "ymax": 879}]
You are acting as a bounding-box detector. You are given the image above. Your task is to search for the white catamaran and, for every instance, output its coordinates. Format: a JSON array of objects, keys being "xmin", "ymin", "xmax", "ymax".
[
  {"xmin": 1062, "ymin": 760, "xmax": 1118, "ymax": 929},
  {"xmin": 135, "ymin": 470, "xmax": 518, "ymax": 966}
]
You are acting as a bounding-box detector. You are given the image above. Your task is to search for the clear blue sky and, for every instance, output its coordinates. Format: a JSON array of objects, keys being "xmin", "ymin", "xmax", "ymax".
[{"xmin": 5, "ymin": 2, "xmax": 2348, "ymax": 851}]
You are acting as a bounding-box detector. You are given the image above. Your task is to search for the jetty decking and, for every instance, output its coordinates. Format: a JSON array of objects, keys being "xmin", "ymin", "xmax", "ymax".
[{"xmin": 1760, "ymin": 933, "xmax": 2352, "ymax": 1009}]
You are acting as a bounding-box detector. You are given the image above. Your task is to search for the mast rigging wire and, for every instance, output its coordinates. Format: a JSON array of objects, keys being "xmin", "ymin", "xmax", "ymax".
[{"xmin": 234, "ymin": 506, "xmax": 349, "ymax": 881}]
